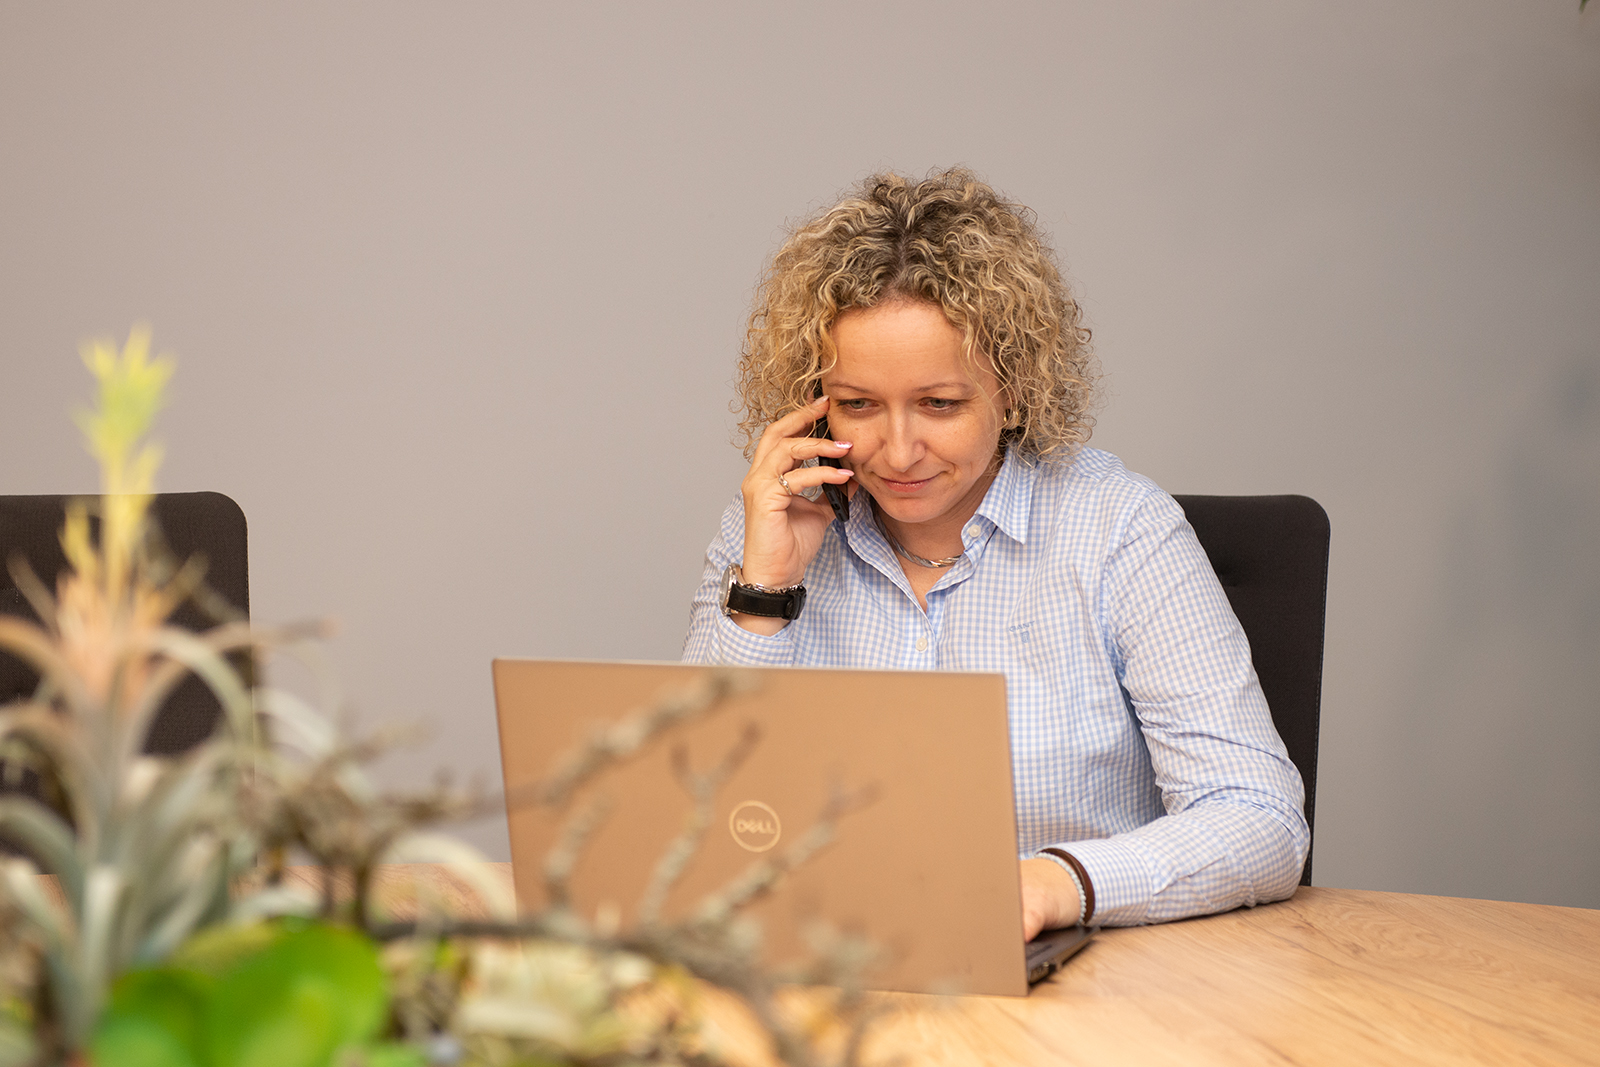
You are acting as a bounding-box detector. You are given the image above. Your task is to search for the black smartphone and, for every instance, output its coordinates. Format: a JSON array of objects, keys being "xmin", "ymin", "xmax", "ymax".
[{"xmin": 812, "ymin": 415, "xmax": 852, "ymax": 524}]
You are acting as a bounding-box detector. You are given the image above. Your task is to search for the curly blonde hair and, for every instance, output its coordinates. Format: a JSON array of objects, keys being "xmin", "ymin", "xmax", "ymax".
[{"xmin": 735, "ymin": 167, "xmax": 1097, "ymax": 459}]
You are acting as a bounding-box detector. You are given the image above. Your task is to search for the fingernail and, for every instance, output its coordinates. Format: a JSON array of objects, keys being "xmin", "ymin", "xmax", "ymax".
[
  {"xmin": 816, "ymin": 394, "xmax": 829, "ymax": 404},
  {"xmin": 834, "ymin": 441, "xmax": 852, "ymax": 448}
]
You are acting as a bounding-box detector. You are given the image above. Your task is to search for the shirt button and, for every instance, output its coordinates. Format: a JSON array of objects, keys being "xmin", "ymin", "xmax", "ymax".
[
  {"xmin": 965, "ymin": 525, "xmax": 981, "ymax": 539},
  {"xmin": 915, "ymin": 636, "xmax": 929, "ymax": 652}
]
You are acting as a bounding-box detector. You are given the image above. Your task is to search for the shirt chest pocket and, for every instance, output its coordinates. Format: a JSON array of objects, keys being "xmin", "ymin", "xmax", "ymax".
[
  {"xmin": 1005, "ymin": 614, "xmax": 1107, "ymax": 695},
  {"xmin": 1004, "ymin": 568, "xmax": 1128, "ymax": 725}
]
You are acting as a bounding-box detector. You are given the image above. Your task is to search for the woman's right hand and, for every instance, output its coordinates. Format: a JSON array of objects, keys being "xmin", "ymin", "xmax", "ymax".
[{"xmin": 736, "ymin": 395, "xmax": 856, "ymax": 625}]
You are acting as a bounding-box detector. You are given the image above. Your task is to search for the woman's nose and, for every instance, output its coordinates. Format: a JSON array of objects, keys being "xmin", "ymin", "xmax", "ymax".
[{"xmin": 880, "ymin": 413, "xmax": 922, "ymax": 471}]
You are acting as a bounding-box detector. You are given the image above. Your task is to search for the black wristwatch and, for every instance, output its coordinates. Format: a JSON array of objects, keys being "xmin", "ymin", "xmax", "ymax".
[{"xmin": 720, "ymin": 564, "xmax": 807, "ymax": 621}]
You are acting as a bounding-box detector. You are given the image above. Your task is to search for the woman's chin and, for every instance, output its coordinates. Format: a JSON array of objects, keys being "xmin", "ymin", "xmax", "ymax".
[{"xmin": 867, "ymin": 493, "xmax": 950, "ymax": 528}]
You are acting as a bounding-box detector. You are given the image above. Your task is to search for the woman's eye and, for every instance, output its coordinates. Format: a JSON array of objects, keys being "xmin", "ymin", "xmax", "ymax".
[
  {"xmin": 836, "ymin": 398, "xmax": 871, "ymax": 411},
  {"xmin": 925, "ymin": 397, "xmax": 962, "ymax": 411}
]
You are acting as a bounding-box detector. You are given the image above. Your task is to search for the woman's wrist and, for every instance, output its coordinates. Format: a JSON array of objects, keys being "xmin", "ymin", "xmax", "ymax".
[
  {"xmin": 735, "ymin": 549, "xmax": 806, "ymax": 589},
  {"xmin": 1040, "ymin": 848, "xmax": 1094, "ymax": 926},
  {"xmin": 739, "ymin": 567, "xmax": 804, "ymax": 589},
  {"xmin": 721, "ymin": 563, "xmax": 802, "ymax": 635}
]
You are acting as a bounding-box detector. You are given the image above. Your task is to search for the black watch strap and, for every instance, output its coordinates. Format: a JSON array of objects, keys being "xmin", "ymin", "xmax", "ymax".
[
  {"xmin": 721, "ymin": 564, "xmax": 807, "ymax": 621},
  {"xmin": 726, "ymin": 581, "xmax": 806, "ymax": 620}
]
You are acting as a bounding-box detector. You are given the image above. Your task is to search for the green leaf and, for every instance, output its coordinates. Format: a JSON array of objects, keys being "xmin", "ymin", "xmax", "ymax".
[
  {"xmin": 169, "ymin": 922, "xmax": 283, "ymax": 977},
  {"xmin": 224, "ymin": 979, "xmax": 344, "ymax": 1067},
  {"xmin": 93, "ymin": 968, "xmax": 211, "ymax": 1067},
  {"xmin": 205, "ymin": 925, "xmax": 389, "ymax": 1067},
  {"xmin": 91, "ymin": 1015, "xmax": 203, "ymax": 1067}
]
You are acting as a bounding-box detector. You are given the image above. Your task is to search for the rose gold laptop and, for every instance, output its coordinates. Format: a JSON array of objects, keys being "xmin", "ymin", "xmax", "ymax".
[{"xmin": 492, "ymin": 659, "xmax": 1091, "ymax": 996}]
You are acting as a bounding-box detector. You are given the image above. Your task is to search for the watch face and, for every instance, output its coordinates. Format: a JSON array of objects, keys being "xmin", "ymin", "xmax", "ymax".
[{"xmin": 719, "ymin": 564, "xmax": 738, "ymax": 616}]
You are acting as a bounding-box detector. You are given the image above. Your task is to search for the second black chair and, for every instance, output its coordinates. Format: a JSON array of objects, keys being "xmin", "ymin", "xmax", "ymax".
[
  {"xmin": 0, "ymin": 491, "xmax": 251, "ymax": 752},
  {"xmin": 1173, "ymin": 494, "xmax": 1330, "ymax": 886}
]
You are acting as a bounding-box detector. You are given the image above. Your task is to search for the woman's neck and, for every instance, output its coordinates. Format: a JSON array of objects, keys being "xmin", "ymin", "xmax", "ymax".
[{"xmin": 873, "ymin": 467, "xmax": 998, "ymax": 560}]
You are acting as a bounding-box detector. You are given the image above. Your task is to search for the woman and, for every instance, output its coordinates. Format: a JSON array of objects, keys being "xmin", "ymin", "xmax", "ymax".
[{"xmin": 683, "ymin": 168, "xmax": 1307, "ymax": 936}]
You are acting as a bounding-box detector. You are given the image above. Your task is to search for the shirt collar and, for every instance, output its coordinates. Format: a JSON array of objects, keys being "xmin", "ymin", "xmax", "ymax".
[
  {"xmin": 974, "ymin": 446, "xmax": 1036, "ymax": 545},
  {"xmin": 841, "ymin": 444, "xmax": 1038, "ymax": 554}
]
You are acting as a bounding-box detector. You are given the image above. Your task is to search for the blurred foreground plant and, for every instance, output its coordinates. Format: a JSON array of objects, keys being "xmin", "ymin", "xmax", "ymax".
[{"xmin": 0, "ymin": 327, "xmax": 883, "ymax": 1067}]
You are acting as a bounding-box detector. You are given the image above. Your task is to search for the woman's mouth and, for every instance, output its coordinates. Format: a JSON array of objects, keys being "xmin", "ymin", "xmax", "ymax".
[{"xmin": 878, "ymin": 475, "xmax": 934, "ymax": 493}]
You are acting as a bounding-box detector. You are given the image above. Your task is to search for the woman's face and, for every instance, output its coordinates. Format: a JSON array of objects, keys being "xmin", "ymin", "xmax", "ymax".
[{"xmin": 821, "ymin": 300, "xmax": 1009, "ymax": 534}]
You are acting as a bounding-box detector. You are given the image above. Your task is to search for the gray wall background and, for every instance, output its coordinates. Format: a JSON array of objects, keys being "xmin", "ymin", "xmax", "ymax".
[{"xmin": 3, "ymin": 2, "xmax": 1597, "ymax": 907}]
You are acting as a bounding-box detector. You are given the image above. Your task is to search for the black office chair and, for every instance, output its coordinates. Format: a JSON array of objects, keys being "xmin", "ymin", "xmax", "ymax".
[
  {"xmin": 1173, "ymin": 494, "xmax": 1330, "ymax": 886},
  {"xmin": 0, "ymin": 491, "xmax": 250, "ymax": 753}
]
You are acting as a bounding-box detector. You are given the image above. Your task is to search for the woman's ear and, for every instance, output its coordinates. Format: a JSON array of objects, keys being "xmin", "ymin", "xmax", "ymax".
[{"xmin": 1000, "ymin": 383, "xmax": 1023, "ymax": 430}]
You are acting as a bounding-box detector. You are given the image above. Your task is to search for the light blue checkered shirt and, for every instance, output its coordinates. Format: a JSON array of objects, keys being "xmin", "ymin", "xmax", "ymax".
[{"xmin": 683, "ymin": 447, "xmax": 1309, "ymax": 926}]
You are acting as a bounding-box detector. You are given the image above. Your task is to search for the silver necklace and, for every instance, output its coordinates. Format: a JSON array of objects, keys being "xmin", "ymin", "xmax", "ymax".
[{"xmin": 874, "ymin": 512, "xmax": 965, "ymax": 569}]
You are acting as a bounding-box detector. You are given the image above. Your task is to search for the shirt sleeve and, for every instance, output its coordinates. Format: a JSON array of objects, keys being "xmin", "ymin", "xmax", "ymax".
[
  {"xmin": 681, "ymin": 494, "xmax": 799, "ymax": 667},
  {"xmin": 1041, "ymin": 489, "xmax": 1310, "ymax": 926}
]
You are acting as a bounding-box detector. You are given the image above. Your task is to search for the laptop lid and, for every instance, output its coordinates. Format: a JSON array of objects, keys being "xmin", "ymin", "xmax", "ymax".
[{"xmin": 492, "ymin": 659, "xmax": 1030, "ymax": 996}]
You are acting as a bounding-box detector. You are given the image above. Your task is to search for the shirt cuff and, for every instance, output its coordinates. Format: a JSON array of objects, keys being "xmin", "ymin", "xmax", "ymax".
[
  {"xmin": 1044, "ymin": 837, "xmax": 1155, "ymax": 927},
  {"xmin": 707, "ymin": 610, "xmax": 797, "ymax": 667}
]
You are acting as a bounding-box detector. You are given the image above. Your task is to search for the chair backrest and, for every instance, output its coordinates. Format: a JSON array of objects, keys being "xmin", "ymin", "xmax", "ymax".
[
  {"xmin": 1173, "ymin": 494, "xmax": 1330, "ymax": 886},
  {"xmin": 0, "ymin": 491, "xmax": 250, "ymax": 752}
]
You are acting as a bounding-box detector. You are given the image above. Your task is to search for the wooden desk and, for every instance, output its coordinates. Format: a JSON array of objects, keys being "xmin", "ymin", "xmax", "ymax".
[
  {"xmin": 866, "ymin": 886, "xmax": 1600, "ymax": 1067},
  {"xmin": 367, "ymin": 866, "xmax": 1599, "ymax": 1066}
]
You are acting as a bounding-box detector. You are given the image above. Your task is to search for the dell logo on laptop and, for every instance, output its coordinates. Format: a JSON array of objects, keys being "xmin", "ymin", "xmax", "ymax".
[{"xmin": 728, "ymin": 800, "xmax": 782, "ymax": 852}]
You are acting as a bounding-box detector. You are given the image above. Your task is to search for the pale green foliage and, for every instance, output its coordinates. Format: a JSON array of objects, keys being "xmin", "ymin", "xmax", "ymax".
[
  {"xmin": 0, "ymin": 329, "xmax": 261, "ymax": 1050},
  {"xmin": 69, "ymin": 324, "xmax": 174, "ymax": 606},
  {"xmin": 0, "ymin": 1019, "xmax": 34, "ymax": 1067},
  {"xmin": 452, "ymin": 941, "xmax": 654, "ymax": 1064},
  {"xmin": 0, "ymin": 331, "xmax": 484, "ymax": 1060},
  {"xmin": 0, "ymin": 328, "xmax": 882, "ymax": 1067},
  {"xmin": 0, "ymin": 935, "xmax": 34, "ymax": 1067}
]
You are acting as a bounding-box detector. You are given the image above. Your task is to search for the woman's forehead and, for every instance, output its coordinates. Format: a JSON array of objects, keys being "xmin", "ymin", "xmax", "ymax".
[{"xmin": 825, "ymin": 302, "xmax": 999, "ymax": 391}]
